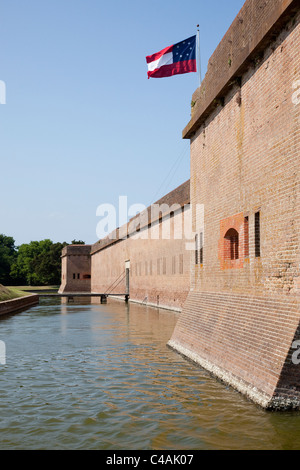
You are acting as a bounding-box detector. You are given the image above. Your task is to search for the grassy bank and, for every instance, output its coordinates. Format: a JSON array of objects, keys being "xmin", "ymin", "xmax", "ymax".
[
  {"xmin": 0, "ymin": 285, "xmax": 59, "ymax": 302},
  {"xmin": 0, "ymin": 285, "xmax": 31, "ymax": 302},
  {"xmin": 6, "ymin": 286, "xmax": 59, "ymax": 292}
]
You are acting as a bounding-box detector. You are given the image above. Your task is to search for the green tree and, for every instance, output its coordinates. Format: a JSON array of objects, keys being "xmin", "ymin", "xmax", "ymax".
[
  {"xmin": 35, "ymin": 241, "xmax": 68, "ymax": 285},
  {"xmin": 10, "ymin": 239, "xmax": 68, "ymax": 286},
  {"xmin": 0, "ymin": 234, "xmax": 17, "ymax": 285}
]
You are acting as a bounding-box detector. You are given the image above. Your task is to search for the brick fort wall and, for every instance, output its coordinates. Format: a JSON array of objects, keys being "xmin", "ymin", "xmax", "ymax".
[
  {"xmin": 169, "ymin": 0, "xmax": 300, "ymax": 409},
  {"xmin": 90, "ymin": 180, "xmax": 192, "ymax": 311}
]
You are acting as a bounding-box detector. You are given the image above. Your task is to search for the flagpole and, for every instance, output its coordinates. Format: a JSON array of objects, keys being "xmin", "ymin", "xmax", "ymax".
[{"xmin": 197, "ymin": 25, "xmax": 202, "ymax": 88}]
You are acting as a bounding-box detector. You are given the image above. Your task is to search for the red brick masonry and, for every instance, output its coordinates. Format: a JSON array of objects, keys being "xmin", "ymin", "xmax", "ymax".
[{"xmin": 169, "ymin": 292, "xmax": 300, "ymax": 409}]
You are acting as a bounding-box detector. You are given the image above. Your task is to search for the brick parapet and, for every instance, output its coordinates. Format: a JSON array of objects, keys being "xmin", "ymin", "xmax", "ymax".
[
  {"xmin": 91, "ymin": 180, "xmax": 190, "ymax": 255},
  {"xmin": 61, "ymin": 245, "xmax": 92, "ymax": 257},
  {"xmin": 184, "ymin": 0, "xmax": 299, "ymax": 139}
]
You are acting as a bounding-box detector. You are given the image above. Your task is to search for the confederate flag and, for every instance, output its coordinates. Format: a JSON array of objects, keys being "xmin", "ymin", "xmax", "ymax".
[{"xmin": 146, "ymin": 35, "xmax": 197, "ymax": 79}]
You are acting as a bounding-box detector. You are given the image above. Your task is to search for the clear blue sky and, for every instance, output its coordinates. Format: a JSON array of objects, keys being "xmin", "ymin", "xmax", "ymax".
[{"xmin": 0, "ymin": 0, "xmax": 245, "ymax": 246}]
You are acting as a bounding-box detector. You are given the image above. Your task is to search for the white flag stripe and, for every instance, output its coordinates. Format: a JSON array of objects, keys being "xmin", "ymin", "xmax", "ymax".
[{"xmin": 147, "ymin": 52, "xmax": 173, "ymax": 72}]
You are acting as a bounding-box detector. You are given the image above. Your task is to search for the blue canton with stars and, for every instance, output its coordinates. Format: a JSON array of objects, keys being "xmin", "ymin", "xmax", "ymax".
[{"xmin": 172, "ymin": 36, "xmax": 196, "ymax": 63}]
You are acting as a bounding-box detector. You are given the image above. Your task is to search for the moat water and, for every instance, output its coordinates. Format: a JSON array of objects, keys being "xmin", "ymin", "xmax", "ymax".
[{"xmin": 1, "ymin": 298, "xmax": 300, "ymax": 450}]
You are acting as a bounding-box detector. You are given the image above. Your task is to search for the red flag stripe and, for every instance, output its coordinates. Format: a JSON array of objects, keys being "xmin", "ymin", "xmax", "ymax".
[
  {"xmin": 147, "ymin": 60, "xmax": 196, "ymax": 79},
  {"xmin": 146, "ymin": 45, "xmax": 174, "ymax": 64}
]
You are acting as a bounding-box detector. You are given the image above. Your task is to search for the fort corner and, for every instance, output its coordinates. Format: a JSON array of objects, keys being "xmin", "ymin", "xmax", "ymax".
[{"xmin": 59, "ymin": 244, "xmax": 92, "ymax": 294}]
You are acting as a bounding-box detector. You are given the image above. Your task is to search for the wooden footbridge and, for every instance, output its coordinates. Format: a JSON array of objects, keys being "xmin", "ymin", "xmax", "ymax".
[
  {"xmin": 35, "ymin": 292, "xmax": 129, "ymax": 304},
  {"xmin": 35, "ymin": 270, "xmax": 130, "ymax": 304}
]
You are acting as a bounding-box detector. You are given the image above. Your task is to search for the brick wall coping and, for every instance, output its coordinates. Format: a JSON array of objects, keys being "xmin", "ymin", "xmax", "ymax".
[
  {"xmin": 61, "ymin": 244, "xmax": 92, "ymax": 258},
  {"xmin": 91, "ymin": 179, "xmax": 190, "ymax": 255},
  {"xmin": 183, "ymin": 0, "xmax": 299, "ymax": 139}
]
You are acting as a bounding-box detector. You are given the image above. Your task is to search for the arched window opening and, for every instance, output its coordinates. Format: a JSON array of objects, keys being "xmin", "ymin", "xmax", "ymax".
[{"xmin": 224, "ymin": 228, "xmax": 239, "ymax": 260}]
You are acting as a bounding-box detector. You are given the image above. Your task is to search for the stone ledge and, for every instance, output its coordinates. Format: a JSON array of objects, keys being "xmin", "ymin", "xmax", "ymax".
[{"xmin": 0, "ymin": 294, "xmax": 39, "ymax": 317}]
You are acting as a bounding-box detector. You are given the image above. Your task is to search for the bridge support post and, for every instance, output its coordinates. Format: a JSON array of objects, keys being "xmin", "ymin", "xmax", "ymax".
[{"xmin": 101, "ymin": 295, "xmax": 107, "ymax": 304}]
